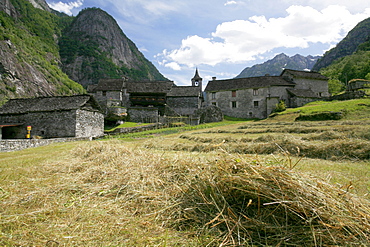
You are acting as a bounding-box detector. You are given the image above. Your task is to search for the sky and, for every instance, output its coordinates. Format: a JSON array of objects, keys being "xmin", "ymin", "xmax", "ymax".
[{"xmin": 46, "ymin": 0, "xmax": 370, "ymax": 87}]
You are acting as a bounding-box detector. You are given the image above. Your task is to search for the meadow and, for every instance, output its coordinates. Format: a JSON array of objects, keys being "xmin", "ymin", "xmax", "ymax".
[{"xmin": 0, "ymin": 99, "xmax": 369, "ymax": 246}]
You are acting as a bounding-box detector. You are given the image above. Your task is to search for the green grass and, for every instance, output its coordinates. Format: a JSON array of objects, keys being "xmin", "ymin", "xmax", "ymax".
[
  {"xmin": 272, "ymin": 98, "xmax": 370, "ymax": 121},
  {"xmin": 104, "ymin": 122, "xmax": 152, "ymax": 132},
  {"xmin": 104, "ymin": 120, "xmax": 249, "ymax": 140},
  {"xmin": 1, "ymin": 100, "xmax": 370, "ymax": 246}
]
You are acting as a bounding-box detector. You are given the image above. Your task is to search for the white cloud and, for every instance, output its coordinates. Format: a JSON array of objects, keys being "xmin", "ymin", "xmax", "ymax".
[
  {"xmin": 48, "ymin": 0, "xmax": 84, "ymax": 15},
  {"xmin": 224, "ymin": 1, "xmax": 237, "ymax": 6},
  {"xmin": 160, "ymin": 5, "xmax": 370, "ymax": 69},
  {"xmin": 165, "ymin": 62, "xmax": 182, "ymax": 71}
]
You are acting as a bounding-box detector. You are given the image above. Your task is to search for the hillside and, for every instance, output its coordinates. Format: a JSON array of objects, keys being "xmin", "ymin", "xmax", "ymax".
[
  {"xmin": 60, "ymin": 8, "xmax": 167, "ymax": 86},
  {"xmin": 313, "ymin": 17, "xmax": 370, "ymax": 72},
  {"xmin": 0, "ymin": 0, "xmax": 85, "ymax": 103},
  {"xmin": 236, "ymin": 53, "xmax": 320, "ymax": 78},
  {"xmin": 0, "ymin": 0, "xmax": 167, "ymax": 103}
]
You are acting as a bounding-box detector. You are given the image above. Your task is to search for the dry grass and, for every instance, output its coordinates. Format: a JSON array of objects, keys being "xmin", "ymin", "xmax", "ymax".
[
  {"xmin": 1, "ymin": 137, "xmax": 369, "ymax": 246},
  {"xmin": 147, "ymin": 120, "xmax": 370, "ymax": 160}
]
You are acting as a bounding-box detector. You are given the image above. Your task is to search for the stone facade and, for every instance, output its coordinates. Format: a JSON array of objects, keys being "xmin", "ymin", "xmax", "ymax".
[
  {"xmin": 89, "ymin": 70, "xmax": 204, "ymax": 123},
  {"xmin": 0, "ymin": 95, "xmax": 104, "ymax": 140},
  {"xmin": 205, "ymin": 69, "xmax": 329, "ymax": 119},
  {"xmin": 127, "ymin": 107, "xmax": 159, "ymax": 123}
]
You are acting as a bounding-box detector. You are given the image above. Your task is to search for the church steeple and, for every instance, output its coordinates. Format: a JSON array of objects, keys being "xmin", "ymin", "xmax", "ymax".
[{"xmin": 191, "ymin": 68, "xmax": 202, "ymax": 87}]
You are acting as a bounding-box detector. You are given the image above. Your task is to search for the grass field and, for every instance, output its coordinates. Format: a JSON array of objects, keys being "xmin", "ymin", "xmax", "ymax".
[{"xmin": 1, "ymin": 99, "xmax": 369, "ymax": 246}]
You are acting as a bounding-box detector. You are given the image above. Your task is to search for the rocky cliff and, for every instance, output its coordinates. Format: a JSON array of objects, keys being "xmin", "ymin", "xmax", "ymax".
[
  {"xmin": 0, "ymin": 0, "xmax": 85, "ymax": 104},
  {"xmin": 60, "ymin": 8, "xmax": 167, "ymax": 86},
  {"xmin": 236, "ymin": 53, "xmax": 320, "ymax": 78},
  {"xmin": 0, "ymin": 1, "xmax": 166, "ymax": 103}
]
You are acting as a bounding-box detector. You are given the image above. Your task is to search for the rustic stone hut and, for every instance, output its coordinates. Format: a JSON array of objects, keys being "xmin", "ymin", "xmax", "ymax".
[
  {"xmin": 205, "ymin": 69, "xmax": 329, "ymax": 119},
  {"xmin": 125, "ymin": 81, "xmax": 174, "ymax": 122},
  {"xmin": 0, "ymin": 95, "xmax": 104, "ymax": 139},
  {"xmin": 167, "ymin": 86, "xmax": 203, "ymax": 116}
]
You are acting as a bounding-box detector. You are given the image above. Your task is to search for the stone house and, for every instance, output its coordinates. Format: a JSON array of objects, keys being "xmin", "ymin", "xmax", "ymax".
[
  {"xmin": 88, "ymin": 69, "xmax": 204, "ymax": 123},
  {"xmin": 0, "ymin": 95, "xmax": 104, "ymax": 139},
  {"xmin": 205, "ymin": 69, "xmax": 329, "ymax": 119},
  {"xmin": 126, "ymin": 80, "xmax": 174, "ymax": 122}
]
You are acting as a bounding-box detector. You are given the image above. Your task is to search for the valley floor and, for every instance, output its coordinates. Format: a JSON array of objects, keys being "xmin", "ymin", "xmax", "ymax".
[{"xmin": 0, "ymin": 118, "xmax": 369, "ymax": 246}]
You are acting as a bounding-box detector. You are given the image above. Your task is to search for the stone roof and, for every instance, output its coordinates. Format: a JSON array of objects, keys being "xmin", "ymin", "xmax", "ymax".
[
  {"xmin": 287, "ymin": 89, "xmax": 318, "ymax": 98},
  {"xmin": 94, "ymin": 79, "xmax": 126, "ymax": 92},
  {"xmin": 281, "ymin": 69, "xmax": 328, "ymax": 80},
  {"xmin": 0, "ymin": 95, "xmax": 102, "ymax": 114},
  {"xmin": 126, "ymin": 81, "xmax": 174, "ymax": 94},
  {"xmin": 167, "ymin": 86, "xmax": 201, "ymax": 97},
  {"xmin": 204, "ymin": 76, "xmax": 294, "ymax": 92}
]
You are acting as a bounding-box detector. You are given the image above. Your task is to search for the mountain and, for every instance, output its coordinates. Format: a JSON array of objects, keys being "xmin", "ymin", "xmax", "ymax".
[
  {"xmin": 0, "ymin": 0, "xmax": 85, "ymax": 104},
  {"xmin": 59, "ymin": 8, "xmax": 167, "ymax": 86},
  {"xmin": 236, "ymin": 53, "xmax": 320, "ymax": 78},
  {"xmin": 313, "ymin": 17, "xmax": 370, "ymax": 94},
  {"xmin": 313, "ymin": 17, "xmax": 370, "ymax": 72},
  {"xmin": 0, "ymin": 0, "xmax": 166, "ymax": 104}
]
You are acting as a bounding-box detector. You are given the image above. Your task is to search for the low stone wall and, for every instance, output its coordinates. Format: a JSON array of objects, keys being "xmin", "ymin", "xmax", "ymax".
[
  {"xmin": 0, "ymin": 137, "xmax": 91, "ymax": 152},
  {"xmin": 107, "ymin": 123, "xmax": 163, "ymax": 135}
]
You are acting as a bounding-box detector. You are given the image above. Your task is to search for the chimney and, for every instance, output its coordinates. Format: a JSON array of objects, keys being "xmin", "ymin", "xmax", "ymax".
[{"xmin": 212, "ymin": 77, "xmax": 217, "ymax": 80}]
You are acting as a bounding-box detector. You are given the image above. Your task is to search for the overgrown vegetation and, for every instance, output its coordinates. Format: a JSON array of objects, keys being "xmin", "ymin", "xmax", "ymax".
[{"xmin": 0, "ymin": 0, "xmax": 84, "ymax": 97}]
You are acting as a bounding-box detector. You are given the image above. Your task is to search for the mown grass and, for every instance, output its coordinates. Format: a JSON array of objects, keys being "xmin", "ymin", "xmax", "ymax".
[
  {"xmin": 1, "ymin": 99, "xmax": 370, "ymax": 246},
  {"xmin": 1, "ymin": 139, "xmax": 369, "ymax": 246}
]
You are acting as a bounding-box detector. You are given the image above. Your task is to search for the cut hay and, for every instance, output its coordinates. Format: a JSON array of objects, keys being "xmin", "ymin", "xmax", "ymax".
[{"xmin": 173, "ymin": 157, "xmax": 370, "ymax": 246}]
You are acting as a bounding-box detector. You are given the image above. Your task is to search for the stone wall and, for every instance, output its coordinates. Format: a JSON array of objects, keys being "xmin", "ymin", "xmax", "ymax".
[
  {"xmin": 0, "ymin": 137, "xmax": 91, "ymax": 152},
  {"xmin": 207, "ymin": 87, "xmax": 289, "ymax": 119},
  {"xmin": 293, "ymin": 78, "xmax": 330, "ymax": 97},
  {"xmin": 128, "ymin": 107, "xmax": 159, "ymax": 123},
  {"xmin": 166, "ymin": 96, "xmax": 200, "ymax": 116},
  {"xmin": 76, "ymin": 109, "xmax": 104, "ymax": 138},
  {"xmin": 0, "ymin": 110, "xmax": 77, "ymax": 139},
  {"xmin": 0, "ymin": 109, "xmax": 104, "ymax": 139}
]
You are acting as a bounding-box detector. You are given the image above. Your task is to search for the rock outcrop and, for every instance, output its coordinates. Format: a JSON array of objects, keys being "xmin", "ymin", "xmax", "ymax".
[{"xmin": 60, "ymin": 8, "xmax": 167, "ymax": 86}]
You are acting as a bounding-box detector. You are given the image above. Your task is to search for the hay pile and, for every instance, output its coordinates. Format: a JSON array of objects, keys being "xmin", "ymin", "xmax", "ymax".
[{"xmin": 174, "ymin": 157, "xmax": 370, "ymax": 246}]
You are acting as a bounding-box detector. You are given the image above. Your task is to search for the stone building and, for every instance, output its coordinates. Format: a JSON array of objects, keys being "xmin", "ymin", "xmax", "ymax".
[
  {"xmin": 0, "ymin": 95, "xmax": 104, "ymax": 139},
  {"xmin": 205, "ymin": 69, "xmax": 329, "ymax": 119},
  {"xmin": 88, "ymin": 69, "xmax": 204, "ymax": 123}
]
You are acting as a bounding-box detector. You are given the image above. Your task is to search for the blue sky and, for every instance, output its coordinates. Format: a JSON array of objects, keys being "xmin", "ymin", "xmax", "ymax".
[{"xmin": 46, "ymin": 0, "xmax": 370, "ymax": 87}]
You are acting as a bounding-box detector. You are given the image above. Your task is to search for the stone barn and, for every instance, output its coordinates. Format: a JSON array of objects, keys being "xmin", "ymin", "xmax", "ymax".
[{"xmin": 0, "ymin": 95, "xmax": 104, "ymax": 139}]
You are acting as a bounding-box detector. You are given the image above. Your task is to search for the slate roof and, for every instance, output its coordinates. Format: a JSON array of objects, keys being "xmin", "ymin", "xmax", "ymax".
[
  {"xmin": 204, "ymin": 76, "xmax": 295, "ymax": 92},
  {"xmin": 126, "ymin": 81, "xmax": 174, "ymax": 94},
  {"xmin": 287, "ymin": 89, "xmax": 318, "ymax": 98},
  {"xmin": 0, "ymin": 95, "xmax": 102, "ymax": 114},
  {"xmin": 167, "ymin": 86, "xmax": 201, "ymax": 97},
  {"xmin": 281, "ymin": 69, "xmax": 328, "ymax": 80},
  {"xmin": 94, "ymin": 79, "xmax": 126, "ymax": 91}
]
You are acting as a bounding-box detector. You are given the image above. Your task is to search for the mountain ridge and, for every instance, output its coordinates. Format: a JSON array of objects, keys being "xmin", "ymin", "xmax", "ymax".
[
  {"xmin": 313, "ymin": 17, "xmax": 370, "ymax": 72},
  {"xmin": 236, "ymin": 53, "xmax": 320, "ymax": 78}
]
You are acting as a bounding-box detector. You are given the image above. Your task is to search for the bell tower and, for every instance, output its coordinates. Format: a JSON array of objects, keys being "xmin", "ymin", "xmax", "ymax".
[{"xmin": 191, "ymin": 68, "xmax": 202, "ymax": 89}]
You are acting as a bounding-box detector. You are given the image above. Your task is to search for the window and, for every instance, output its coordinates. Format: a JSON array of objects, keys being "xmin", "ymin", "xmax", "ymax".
[
  {"xmin": 212, "ymin": 92, "xmax": 216, "ymax": 99},
  {"xmin": 232, "ymin": 101, "xmax": 237, "ymax": 108},
  {"xmin": 253, "ymin": 89, "xmax": 258, "ymax": 96},
  {"xmin": 212, "ymin": 102, "xmax": 217, "ymax": 106},
  {"xmin": 102, "ymin": 91, "xmax": 107, "ymax": 96},
  {"xmin": 253, "ymin": 101, "xmax": 259, "ymax": 108},
  {"xmin": 232, "ymin": 90, "xmax": 236, "ymax": 97}
]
